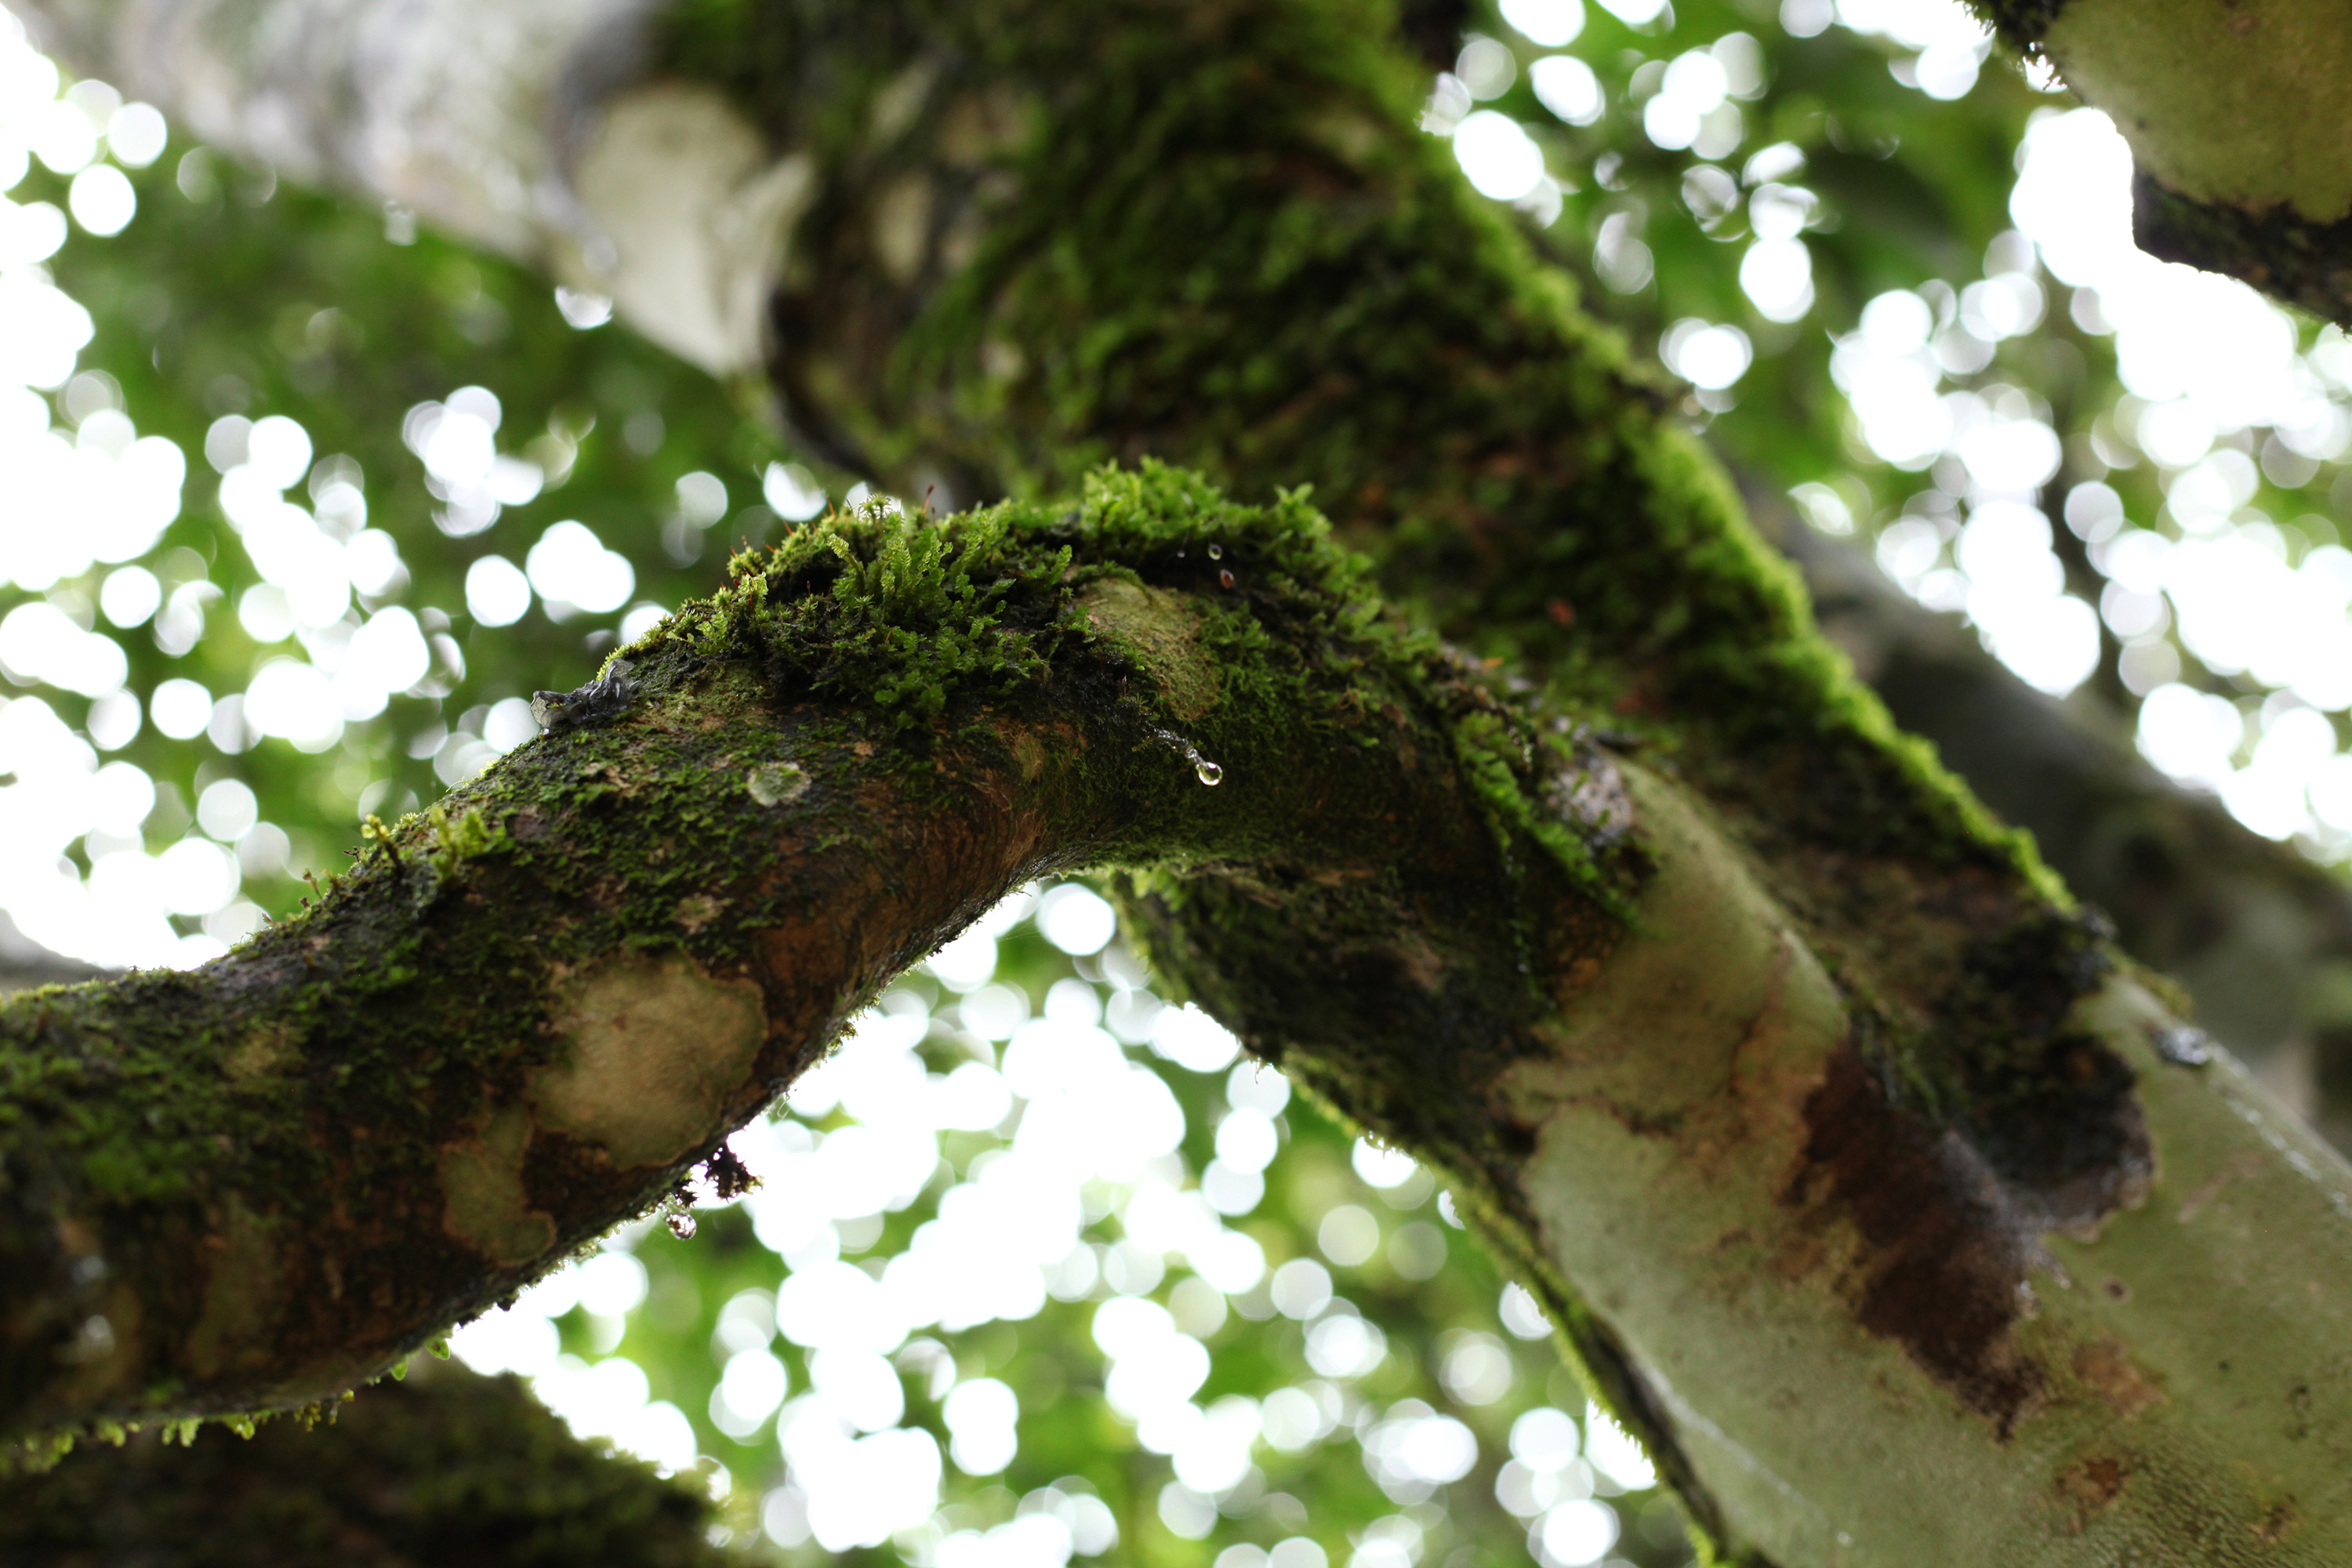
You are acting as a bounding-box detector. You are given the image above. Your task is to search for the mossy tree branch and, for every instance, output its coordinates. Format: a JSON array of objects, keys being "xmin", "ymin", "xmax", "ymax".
[{"xmin": 0, "ymin": 469, "xmax": 1625, "ymax": 1452}]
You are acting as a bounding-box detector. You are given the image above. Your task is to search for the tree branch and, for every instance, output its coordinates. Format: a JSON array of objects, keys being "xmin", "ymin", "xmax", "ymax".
[
  {"xmin": 0, "ymin": 470, "xmax": 1598, "ymax": 1450},
  {"xmin": 8, "ymin": 468, "xmax": 2352, "ymax": 1561},
  {"xmin": 0, "ymin": 1363, "xmax": 726, "ymax": 1563},
  {"xmin": 1766, "ymin": 497, "xmax": 2352, "ymax": 1142}
]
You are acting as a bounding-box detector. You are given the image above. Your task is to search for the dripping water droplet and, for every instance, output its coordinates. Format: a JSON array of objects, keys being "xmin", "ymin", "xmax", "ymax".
[
  {"xmin": 1152, "ymin": 728, "xmax": 1225, "ymax": 787},
  {"xmin": 666, "ymin": 1210, "xmax": 699, "ymax": 1240},
  {"xmin": 1207, "ymin": 543, "xmax": 1224, "ymax": 559},
  {"xmin": 1218, "ymin": 568, "xmax": 1236, "ymax": 589}
]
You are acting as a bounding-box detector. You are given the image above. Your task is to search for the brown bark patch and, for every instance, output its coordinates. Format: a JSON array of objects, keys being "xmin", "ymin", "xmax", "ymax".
[
  {"xmin": 1785, "ymin": 1048, "xmax": 2045, "ymax": 1431},
  {"xmin": 2055, "ymin": 1454, "xmax": 2129, "ymax": 1531}
]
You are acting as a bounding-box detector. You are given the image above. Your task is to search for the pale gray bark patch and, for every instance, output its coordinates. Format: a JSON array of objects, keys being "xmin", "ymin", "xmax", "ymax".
[{"xmin": 16, "ymin": 0, "xmax": 807, "ymax": 370}]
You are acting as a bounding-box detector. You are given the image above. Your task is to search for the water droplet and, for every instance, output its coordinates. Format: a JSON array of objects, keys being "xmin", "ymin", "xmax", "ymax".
[
  {"xmin": 1207, "ymin": 543, "xmax": 1223, "ymax": 559},
  {"xmin": 2154, "ymin": 1025, "xmax": 2212, "ymax": 1067},
  {"xmin": 1218, "ymin": 568, "xmax": 1236, "ymax": 589},
  {"xmin": 666, "ymin": 1210, "xmax": 699, "ymax": 1240},
  {"xmin": 1152, "ymin": 727, "xmax": 1225, "ymax": 787}
]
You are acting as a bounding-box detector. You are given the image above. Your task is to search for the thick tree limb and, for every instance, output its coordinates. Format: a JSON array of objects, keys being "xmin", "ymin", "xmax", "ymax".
[
  {"xmin": 16, "ymin": 0, "xmax": 803, "ymax": 373},
  {"xmin": 0, "ymin": 474, "xmax": 1574, "ymax": 1447}
]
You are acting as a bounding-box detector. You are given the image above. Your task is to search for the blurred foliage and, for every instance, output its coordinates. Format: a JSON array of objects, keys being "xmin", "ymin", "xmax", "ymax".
[
  {"xmin": 18, "ymin": 151, "xmax": 799, "ymax": 913},
  {"xmin": 558, "ymin": 915, "xmax": 1689, "ymax": 1568}
]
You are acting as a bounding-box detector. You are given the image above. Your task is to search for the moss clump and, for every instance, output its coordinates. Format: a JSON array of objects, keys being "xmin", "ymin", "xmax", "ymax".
[{"xmin": 639, "ymin": 463, "xmax": 1396, "ymax": 752}]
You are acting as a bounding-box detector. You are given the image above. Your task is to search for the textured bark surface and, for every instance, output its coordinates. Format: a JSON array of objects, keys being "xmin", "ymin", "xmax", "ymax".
[
  {"xmin": 13, "ymin": 0, "xmax": 2352, "ymax": 1561},
  {"xmin": 1774, "ymin": 510, "xmax": 2352, "ymax": 1145}
]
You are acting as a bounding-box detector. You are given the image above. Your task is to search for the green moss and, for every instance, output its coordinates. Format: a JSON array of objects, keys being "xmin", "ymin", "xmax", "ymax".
[
  {"xmin": 426, "ymin": 803, "xmax": 510, "ymax": 878},
  {"xmin": 650, "ymin": 0, "xmax": 2046, "ymax": 903}
]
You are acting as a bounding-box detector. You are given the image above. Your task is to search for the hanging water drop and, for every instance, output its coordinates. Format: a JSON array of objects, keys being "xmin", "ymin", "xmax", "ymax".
[
  {"xmin": 1207, "ymin": 543, "xmax": 1223, "ymax": 559},
  {"xmin": 1152, "ymin": 727, "xmax": 1225, "ymax": 787},
  {"xmin": 666, "ymin": 1210, "xmax": 699, "ymax": 1240}
]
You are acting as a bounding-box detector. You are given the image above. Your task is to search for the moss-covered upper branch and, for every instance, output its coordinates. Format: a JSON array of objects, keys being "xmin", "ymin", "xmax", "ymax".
[{"xmin": 0, "ymin": 465, "xmax": 1638, "ymax": 1459}]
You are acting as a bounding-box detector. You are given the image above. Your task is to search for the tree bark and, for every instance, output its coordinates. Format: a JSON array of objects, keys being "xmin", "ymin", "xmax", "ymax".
[
  {"xmin": 1769, "ymin": 504, "xmax": 2352, "ymax": 1146},
  {"xmin": 16, "ymin": 0, "xmax": 2352, "ymax": 1562},
  {"xmin": 0, "ymin": 1363, "xmax": 725, "ymax": 1565},
  {"xmin": 1970, "ymin": 0, "xmax": 2352, "ymax": 321}
]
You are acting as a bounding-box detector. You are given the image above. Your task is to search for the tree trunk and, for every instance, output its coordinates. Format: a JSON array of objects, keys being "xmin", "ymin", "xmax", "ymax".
[{"xmin": 16, "ymin": 0, "xmax": 2352, "ymax": 1562}]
